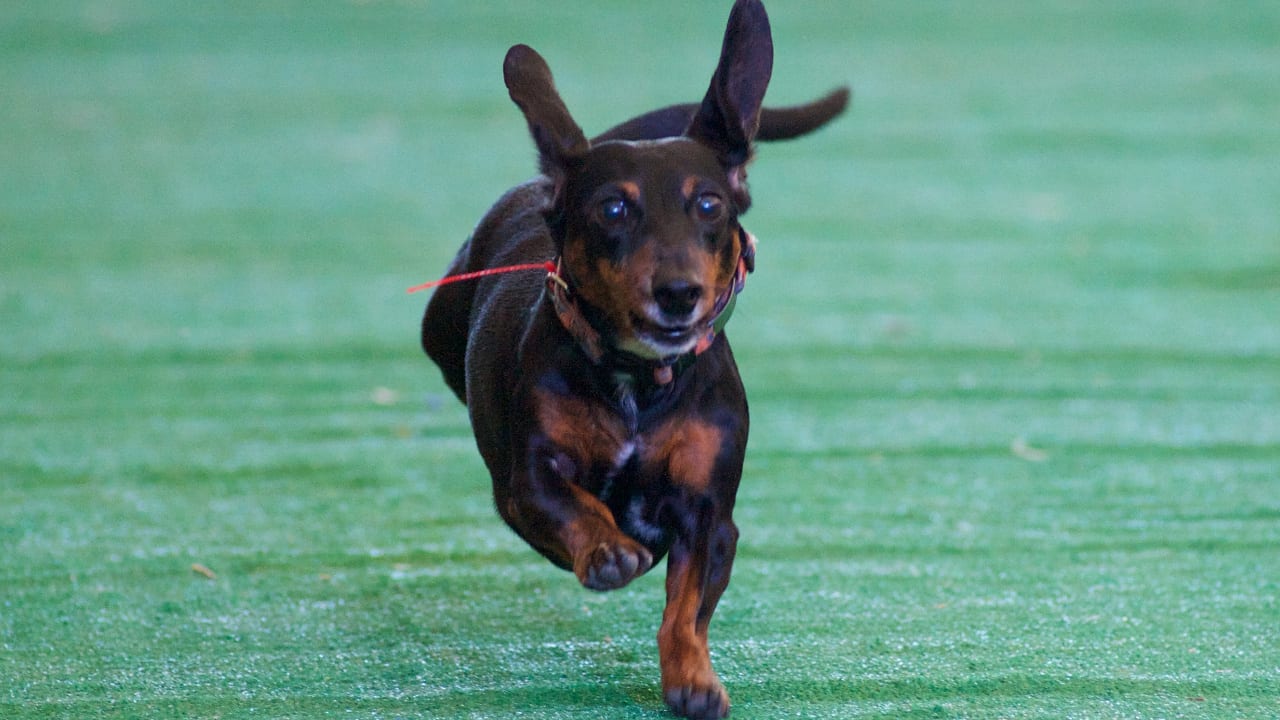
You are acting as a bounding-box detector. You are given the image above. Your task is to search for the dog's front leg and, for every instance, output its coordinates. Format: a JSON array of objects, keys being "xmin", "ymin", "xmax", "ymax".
[
  {"xmin": 659, "ymin": 499, "xmax": 739, "ymax": 720},
  {"xmin": 500, "ymin": 437, "xmax": 654, "ymax": 591}
]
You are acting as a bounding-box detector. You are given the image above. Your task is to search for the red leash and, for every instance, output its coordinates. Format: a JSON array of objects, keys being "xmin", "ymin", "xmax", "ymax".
[{"xmin": 407, "ymin": 261, "xmax": 557, "ymax": 294}]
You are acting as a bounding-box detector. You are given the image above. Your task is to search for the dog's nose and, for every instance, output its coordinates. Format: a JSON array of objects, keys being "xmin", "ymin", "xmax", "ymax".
[{"xmin": 653, "ymin": 280, "xmax": 702, "ymax": 318}]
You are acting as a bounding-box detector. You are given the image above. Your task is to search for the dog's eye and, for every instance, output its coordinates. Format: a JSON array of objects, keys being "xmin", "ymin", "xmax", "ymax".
[
  {"xmin": 694, "ymin": 193, "xmax": 725, "ymax": 222},
  {"xmin": 599, "ymin": 198, "xmax": 628, "ymax": 224}
]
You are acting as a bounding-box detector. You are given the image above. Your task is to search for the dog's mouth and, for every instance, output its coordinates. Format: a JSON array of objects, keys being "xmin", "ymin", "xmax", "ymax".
[{"xmin": 627, "ymin": 313, "xmax": 702, "ymax": 357}]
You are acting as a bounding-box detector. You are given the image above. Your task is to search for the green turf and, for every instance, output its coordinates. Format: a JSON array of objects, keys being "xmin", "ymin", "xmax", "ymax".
[{"xmin": 3, "ymin": 1, "xmax": 1278, "ymax": 718}]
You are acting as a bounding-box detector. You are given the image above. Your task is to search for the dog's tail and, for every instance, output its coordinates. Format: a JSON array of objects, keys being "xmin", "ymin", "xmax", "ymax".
[
  {"xmin": 592, "ymin": 86, "xmax": 849, "ymax": 145},
  {"xmin": 757, "ymin": 87, "xmax": 850, "ymax": 141}
]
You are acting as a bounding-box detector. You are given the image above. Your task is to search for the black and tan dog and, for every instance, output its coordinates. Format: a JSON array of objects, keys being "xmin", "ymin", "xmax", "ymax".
[{"xmin": 420, "ymin": 1, "xmax": 845, "ymax": 717}]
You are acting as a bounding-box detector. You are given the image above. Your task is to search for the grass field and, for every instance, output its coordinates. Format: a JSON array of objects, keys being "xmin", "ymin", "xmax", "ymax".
[{"xmin": 3, "ymin": 1, "xmax": 1278, "ymax": 718}]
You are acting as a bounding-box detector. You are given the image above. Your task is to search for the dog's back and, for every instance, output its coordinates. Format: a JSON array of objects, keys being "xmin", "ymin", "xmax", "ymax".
[{"xmin": 420, "ymin": 179, "xmax": 552, "ymax": 401}]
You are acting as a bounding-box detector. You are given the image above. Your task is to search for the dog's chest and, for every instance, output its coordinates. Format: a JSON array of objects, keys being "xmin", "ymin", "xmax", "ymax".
[
  {"xmin": 533, "ymin": 385, "xmax": 724, "ymax": 496},
  {"xmin": 533, "ymin": 387, "xmax": 637, "ymax": 482}
]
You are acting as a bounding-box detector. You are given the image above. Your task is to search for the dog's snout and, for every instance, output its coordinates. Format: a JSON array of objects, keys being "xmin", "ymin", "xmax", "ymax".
[{"xmin": 653, "ymin": 280, "xmax": 702, "ymax": 318}]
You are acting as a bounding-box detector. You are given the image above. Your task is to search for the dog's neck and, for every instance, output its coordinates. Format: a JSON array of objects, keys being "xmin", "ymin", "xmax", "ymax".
[{"xmin": 544, "ymin": 250, "xmax": 750, "ymax": 387}]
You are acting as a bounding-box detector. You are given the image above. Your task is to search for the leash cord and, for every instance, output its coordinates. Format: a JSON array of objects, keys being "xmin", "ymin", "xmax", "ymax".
[{"xmin": 407, "ymin": 261, "xmax": 558, "ymax": 294}]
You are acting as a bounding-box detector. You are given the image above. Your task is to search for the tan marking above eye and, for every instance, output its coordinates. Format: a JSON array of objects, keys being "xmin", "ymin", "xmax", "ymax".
[
  {"xmin": 681, "ymin": 176, "xmax": 701, "ymax": 201},
  {"xmin": 616, "ymin": 181, "xmax": 641, "ymax": 202}
]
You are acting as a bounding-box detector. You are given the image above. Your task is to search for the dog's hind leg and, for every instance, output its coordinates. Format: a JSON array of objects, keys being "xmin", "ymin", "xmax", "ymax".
[{"xmin": 420, "ymin": 243, "xmax": 476, "ymax": 403}]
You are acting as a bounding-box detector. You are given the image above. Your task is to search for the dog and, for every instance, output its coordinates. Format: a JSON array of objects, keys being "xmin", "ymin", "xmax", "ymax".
[{"xmin": 420, "ymin": 2, "xmax": 846, "ymax": 717}]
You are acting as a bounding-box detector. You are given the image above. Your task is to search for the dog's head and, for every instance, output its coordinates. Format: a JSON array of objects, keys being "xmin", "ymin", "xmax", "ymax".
[{"xmin": 504, "ymin": 0, "xmax": 772, "ymax": 361}]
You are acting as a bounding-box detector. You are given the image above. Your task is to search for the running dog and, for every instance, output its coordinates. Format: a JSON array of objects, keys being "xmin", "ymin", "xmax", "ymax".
[{"xmin": 420, "ymin": 2, "xmax": 846, "ymax": 716}]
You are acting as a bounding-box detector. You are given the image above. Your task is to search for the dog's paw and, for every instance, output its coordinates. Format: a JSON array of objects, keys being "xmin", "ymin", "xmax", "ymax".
[
  {"xmin": 664, "ymin": 677, "xmax": 730, "ymax": 720},
  {"xmin": 574, "ymin": 539, "xmax": 653, "ymax": 591}
]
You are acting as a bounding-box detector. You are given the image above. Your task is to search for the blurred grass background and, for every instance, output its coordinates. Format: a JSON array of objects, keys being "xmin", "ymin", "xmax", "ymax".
[{"xmin": 2, "ymin": 1, "xmax": 1278, "ymax": 718}]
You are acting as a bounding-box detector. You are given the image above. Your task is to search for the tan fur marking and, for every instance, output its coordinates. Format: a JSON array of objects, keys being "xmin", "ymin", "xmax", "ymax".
[
  {"xmin": 659, "ymin": 552, "xmax": 720, "ymax": 695},
  {"xmin": 681, "ymin": 175, "xmax": 700, "ymax": 201},
  {"xmin": 535, "ymin": 388, "xmax": 632, "ymax": 473},
  {"xmin": 562, "ymin": 238, "xmax": 638, "ymax": 335},
  {"xmin": 617, "ymin": 180, "xmax": 641, "ymax": 202},
  {"xmin": 562, "ymin": 510, "xmax": 617, "ymax": 556},
  {"xmin": 643, "ymin": 419, "xmax": 724, "ymax": 494},
  {"xmin": 720, "ymin": 227, "xmax": 744, "ymax": 283},
  {"xmin": 570, "ymin": 242, "xmax": 657, "ymax": 333}
]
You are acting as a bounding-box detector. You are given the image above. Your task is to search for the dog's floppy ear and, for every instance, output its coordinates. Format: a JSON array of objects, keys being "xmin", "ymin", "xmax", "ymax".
[
  {"xmin": 686, "ymin": 0, "xmax": 774, "ymax": 170},
  {"xmin": 504, "ymin": 44, "xmax": 589, "ymax": 177}
]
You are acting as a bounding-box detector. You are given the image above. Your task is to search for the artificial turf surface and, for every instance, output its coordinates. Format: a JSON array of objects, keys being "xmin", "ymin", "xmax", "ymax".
[{"xmin": 3, "ymin": 1, "xmax": 1278, "ymax": 718}]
